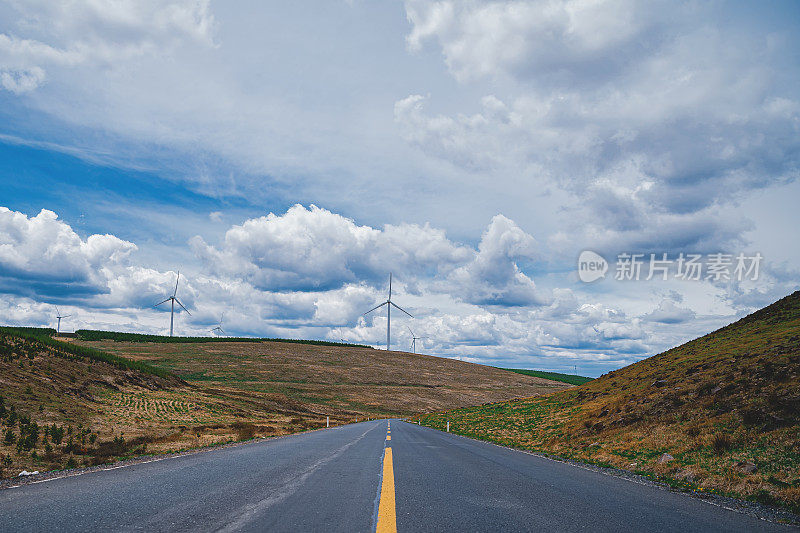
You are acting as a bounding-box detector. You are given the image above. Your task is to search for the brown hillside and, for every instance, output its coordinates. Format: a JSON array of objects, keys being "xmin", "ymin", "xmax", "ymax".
[
  {"xmin": 0, "ymin": 331, "xmax": 565, "ymax": 479},
  {"xmin": 420, "ymin": 291, "xmax": 800, "ymax": 512},
  {"xmin": 73, "ymin": 339, "xmax": 567, "ymax": 415}
]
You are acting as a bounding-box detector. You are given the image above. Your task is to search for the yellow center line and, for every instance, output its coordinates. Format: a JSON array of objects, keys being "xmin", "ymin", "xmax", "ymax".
[
  {"xmin": 376, "ymin": 447, "xmax": 396, "ymax": 533},
  {"xmin": 386, "ymin": 435, "xmax": 391, "ymax": 440}
]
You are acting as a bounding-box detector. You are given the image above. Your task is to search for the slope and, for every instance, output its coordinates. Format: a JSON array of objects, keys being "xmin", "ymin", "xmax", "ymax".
[
  {"xmin": 73, "ymin": 338, "xmax": 568, "ymax": 417},
  {"xmin": 419, "ymin": 291, "xmax": 800, "ymax": 512},
  {"xmin": 3, "ymin": 330, "xmax": 567, "ymax": 479}
]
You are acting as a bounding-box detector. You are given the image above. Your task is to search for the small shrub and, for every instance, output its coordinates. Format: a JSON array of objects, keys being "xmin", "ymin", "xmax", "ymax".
[
  {"xmin": 711, "ymin": 433, "xmax": 732, "ymax": 455},
  {"xmin": 50, "ymin": 425, "xmax": 64, "ymax": 445},
  {"xmin": 232, "ymin": 422, "xmax": 256, "ymax": 440}
]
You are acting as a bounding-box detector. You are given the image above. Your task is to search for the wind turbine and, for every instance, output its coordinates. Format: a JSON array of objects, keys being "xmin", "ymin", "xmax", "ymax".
[
  {"xmin": 55, "ymin": 307, "xmax": 71, "ymax": 334},
  {"xmin": 363, "ymin": 273, "xmax": 412, "ymax": 350},
  {"xmin": 407, "ymin": 326, "xmax": 426, "ymax": 354},
  {"xmin": 210, "ymin": 313, "xmax": 225, "ymax": 336},
  {"xmin": 155, "ymin": 271, "xmax": 190, "ymax": 337}
]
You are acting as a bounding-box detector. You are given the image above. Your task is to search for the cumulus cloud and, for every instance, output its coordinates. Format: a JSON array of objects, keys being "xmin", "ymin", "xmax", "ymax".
[
  {"xmin": 405, "ymin": 0, "xmax": 661, "ymax": 83},
  {"xmin": 399, "ymin": 0, "xmax": 800, "ymax": 254},
  {"xmin": 0, "ymin": 207, "xmax": 136, "ymax": 298},
  {"xmin": 2, "ymin": 204, "xmax": 789, "ymax": 375},
  {"xmin": 644, "ymin": 299, "xmax": 696, "ymax": 324},
  {"xmin": 191, "ymin": 205, "xmax": 547, "ymax": 307},
  {"xmin": 190, "ymin": 204, "xmax": 473, "ymax": 291},
  {"xmin": 445, "ymin": 214, "xmax": 546, "ymax": 306}
]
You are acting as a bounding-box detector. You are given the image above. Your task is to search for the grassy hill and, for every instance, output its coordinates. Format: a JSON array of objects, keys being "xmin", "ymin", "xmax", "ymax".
[
  {"xmin": 72, "ymin": 338, "xmax": 567, "ymax": 418},
  {"xmin": 0, "ymin": 328, "xmax": 567, "ymax": 478},
  {"xmin": 418, "ymin": 291, "xmax": 800, "ymax": 513},
  {"xmin": 500, "ymin": 368, "xmax": 593, "ymax": 385}
]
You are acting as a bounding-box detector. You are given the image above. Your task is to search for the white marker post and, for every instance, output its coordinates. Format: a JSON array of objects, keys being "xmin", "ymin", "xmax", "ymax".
[
  {"xmin": 446, "ymin": 421, "xmax": 450, "ymax": 432},
  {"xmin": 327, "ymin": 416, "xmax": 330, "ymax": 428}
]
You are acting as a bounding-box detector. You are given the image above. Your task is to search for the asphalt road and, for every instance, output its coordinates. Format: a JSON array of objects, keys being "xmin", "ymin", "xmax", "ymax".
[{"xmin": 0, "ymin": 420, "xmax": 794, "ymax": 532}]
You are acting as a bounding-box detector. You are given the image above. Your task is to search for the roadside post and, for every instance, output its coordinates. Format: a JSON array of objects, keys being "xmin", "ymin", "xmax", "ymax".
[
  {"xmin": 447, "ymin": 421, "xmax": 450, "ymax": 432},
  {"xmin": 327, "ymin": 416, "xmax": 330, "ymax": 428}
]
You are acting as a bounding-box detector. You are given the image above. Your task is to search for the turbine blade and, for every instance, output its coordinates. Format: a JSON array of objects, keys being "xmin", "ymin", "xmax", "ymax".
[
  {"xmin": 56, "ymin": 306, "xmax": 61, "ymax": 316},
  {"xmin": 407, "ymin": 326, "xmax": 414, "ymax": 336},
  {"xmin": 63, "ymin": 315, "xmax": 72, "ymax": 318},
  {"xmin": 388, "ymin": 273, "xmax": 392, "ymax": 300},
  {"xmin": 390, "ymin": 301, "xmax": 413, "ymax": 317},
  {"xmin": 174, "ymin": 298, "xmax": 191, "ymax": 315},
  {"xmin": 363, "ymin": 301, "xmax": 388, "ymax": 315},
  {"xmin": 173, "ymin": 271, "xmax": 180, "ymax": 297},
  {"xmin": 154, "ymin": 298, "xmax": 171, "ymax": 307}
]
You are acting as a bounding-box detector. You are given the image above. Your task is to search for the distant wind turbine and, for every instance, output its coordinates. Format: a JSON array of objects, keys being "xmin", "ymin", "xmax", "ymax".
[
  {"xmin": 407, "ymin": 326, "xmax": 426, "ymax": 354},
  {"xmin": 55, "ymin": 306, "xmax": 71, "ymax": 334},
  {"xmin": 211, "ymin": 313, "xmax": 226, "ymax": 336},
  {"xmin": 363, "ymin": 273, "xmax": 412, "ymax": 351},
  {"xmin": 155, "ymin": 271, "xmax": 190, "ymax": 337}
]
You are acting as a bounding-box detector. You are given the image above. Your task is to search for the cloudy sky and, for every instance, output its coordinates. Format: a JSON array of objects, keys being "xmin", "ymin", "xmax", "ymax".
[{"xmin": 1, "ymin": 0, "xmax": 798, "ymax": 376}]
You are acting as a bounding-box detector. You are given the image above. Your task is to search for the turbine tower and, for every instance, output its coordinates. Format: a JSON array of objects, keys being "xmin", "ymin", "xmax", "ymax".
[
  {"xmin": 156, "ymin": 271, "xmax": 190, "ymax": 337},
  {"xmin": 55, "ymin": 307, "xmax": 71, "ymax": 334},
  {"xmin": 363, "ymin": 273, "xmax": 412, "ymax": 350},
  {"xmin": 407, "ymin": 326, "xmax": 426, "ymax": 354}
]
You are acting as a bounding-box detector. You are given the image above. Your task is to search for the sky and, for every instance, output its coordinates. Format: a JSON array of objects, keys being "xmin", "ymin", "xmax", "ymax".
[{"xmin": 0, "ymin": 0, "xmax": 798, "ymax": 376}]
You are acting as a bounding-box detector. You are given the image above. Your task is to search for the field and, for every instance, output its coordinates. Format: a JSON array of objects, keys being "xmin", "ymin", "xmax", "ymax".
[
  {"xmin": 500, "ymin": 368, "xmax": 593, "ymax": 385},
  {"xmin": 419, "ymin": 291, "xmax": 800, "ymax": 513},
  {"xmin": 72, "ymin": 339, "xmax": 567, "ymax": 417},
  {"xmin": 0, "ymin": 330, "xmax": 566, "ymax": 478}
]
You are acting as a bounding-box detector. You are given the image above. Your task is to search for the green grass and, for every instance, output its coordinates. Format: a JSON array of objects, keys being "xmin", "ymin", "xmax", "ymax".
[
  {"xmin": 74, "ymin": 329, "xmax": 371, "ymax": 348},
  {"xmin": 0, "ymin": 327, "xmax": 174, "ymax": 379},
  {"xmin": 500, "ymin": 368, "xmax": 593, "ymax": 385}
]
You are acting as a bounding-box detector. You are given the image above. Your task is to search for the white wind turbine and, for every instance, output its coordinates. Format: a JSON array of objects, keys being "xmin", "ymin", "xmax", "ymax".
[
  {"xmin": 363, "ymin": 273, "xmax": 412, "ymax": 351},
  {"xmin": 407, "ymin": 326, "xmax": 427, "ymax": 354},
  {"xmin": 155, "ymin": 271, "xmax": 190, "ymax": 337},
  {"xmin": 55, "ymin": 307, "xmax": 71, "ymax": 334},
  {"xmin": 210, "ymin": 313, "xmax": 226, "ymax": 336}
]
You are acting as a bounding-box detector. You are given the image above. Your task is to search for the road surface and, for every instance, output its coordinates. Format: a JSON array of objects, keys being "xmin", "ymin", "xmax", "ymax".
[{"xmin": 0, "ymin": 420, "xmax": 793, "ymax": 532}]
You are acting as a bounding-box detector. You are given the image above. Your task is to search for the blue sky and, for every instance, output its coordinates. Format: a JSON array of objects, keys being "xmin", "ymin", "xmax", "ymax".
[{"xmin": 0, "ymin": 0, "xmax": 798, "ymax": 376}]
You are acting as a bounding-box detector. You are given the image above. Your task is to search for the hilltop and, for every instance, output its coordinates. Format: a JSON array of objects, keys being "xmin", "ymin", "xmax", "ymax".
[
  {"xmin": 72, "ymin": 337, "xmax": 567, "ymax": 417},
  {"xmin": 419, "ymin": 291, "xmax": 800, "ymax": 512},
  {"xmin": 0, "ymin": 328, "xmax": 566, "ymax": 478}
]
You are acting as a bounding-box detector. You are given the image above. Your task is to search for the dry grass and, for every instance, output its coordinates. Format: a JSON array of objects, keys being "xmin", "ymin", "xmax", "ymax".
[
  {"xmin": 1, "ymin": 332, "xmax": 566, "ymax": 478},
  {"xmin": 73, "ymin": 339, "xmax": 567, "ymax": 416},
  {"xmin": 418, "ymin": 290, "xmax": 800, "ymax": 514}
]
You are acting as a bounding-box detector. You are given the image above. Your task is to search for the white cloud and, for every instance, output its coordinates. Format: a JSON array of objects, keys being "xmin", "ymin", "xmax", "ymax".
[
  {"xmin": 445, "ymin": 214, "xmax": 546, "ymax": 306},
  {"xmin": 0, "ymin": 0, "xmax": 216, "ymax": 73},
  {"xmin": 0, "ymin": 204, "xmax": 794, "ymax": 375},
  {"xmin": 0, "ymin": 207, "xmax": 136, "ymax": 297},
  {"xmin": 405, "ymin": 0, "xmax": 658, "ymax": 83},
  {"xmin": 398, "ymin": 1, "xmax": 800, "ymax": 254},
  {"xmin": 644, "ymin": 299, "xmax": 696, "ymax": 324},
  {"xmin": 190, "ymin": 204, "xmax": 473, "ymax": 291}
]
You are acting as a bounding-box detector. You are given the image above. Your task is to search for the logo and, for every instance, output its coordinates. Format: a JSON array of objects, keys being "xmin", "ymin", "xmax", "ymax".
[{"xmin": 578, "ymin": 250, "xmax": 608, "ymax": 283}]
